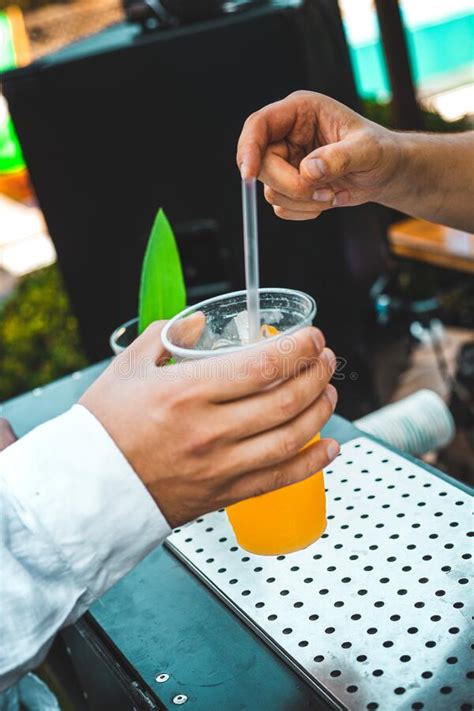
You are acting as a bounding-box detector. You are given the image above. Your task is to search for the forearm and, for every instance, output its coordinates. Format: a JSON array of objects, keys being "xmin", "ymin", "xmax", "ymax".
[
  {"xmin": 0, "ymin": 406, "xmax": 170, "ymax": 690},
  {"xmin": 380, "ymin": 131, "xmax": 474, "ymax": 231}
]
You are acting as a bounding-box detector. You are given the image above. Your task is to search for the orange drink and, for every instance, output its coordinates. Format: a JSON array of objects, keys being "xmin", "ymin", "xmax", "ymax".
[
  {"xmin": 226, "ymin": 433, "xmax": 326, "ymax": 555},
  {"xmin": 162, "ymin": 288, "xmax": 325, "ymax": 556}
]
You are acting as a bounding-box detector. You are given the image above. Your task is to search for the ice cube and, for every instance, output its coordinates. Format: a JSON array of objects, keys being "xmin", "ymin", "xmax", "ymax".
[{"xmin": 233, "ymin": 311, "xmax": 251, "ymax": 344}]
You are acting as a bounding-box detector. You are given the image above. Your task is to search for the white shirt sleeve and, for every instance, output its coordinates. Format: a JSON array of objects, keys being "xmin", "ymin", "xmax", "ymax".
[{"xmin": 0, "ymin": 404, "xmax": 171, "ymax": 691}]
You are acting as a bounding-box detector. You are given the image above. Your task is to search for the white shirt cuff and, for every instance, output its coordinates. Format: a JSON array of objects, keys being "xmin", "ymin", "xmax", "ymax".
[{"xmin": 1, "ymin": 404, "xmax": 171, "ymax": 601}]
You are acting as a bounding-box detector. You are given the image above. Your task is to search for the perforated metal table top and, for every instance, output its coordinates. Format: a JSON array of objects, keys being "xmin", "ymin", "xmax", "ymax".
[{"xmin": 168, "ymin": 437, "xmax": 473, "ymax": 711}]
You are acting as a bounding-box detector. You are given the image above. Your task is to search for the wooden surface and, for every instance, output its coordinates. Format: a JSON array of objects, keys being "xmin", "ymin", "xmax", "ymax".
[
  {"xmin": 6, "ymin": 6, "xmax": 31, "ymax": 67},
  {"xmin": 389, "ymin": 217, "xmax": 474, "ymax": 273}
]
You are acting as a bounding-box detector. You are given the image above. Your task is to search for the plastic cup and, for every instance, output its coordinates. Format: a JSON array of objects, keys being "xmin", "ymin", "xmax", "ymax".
[
  {"xmin": 161, "ymin": 288, "xmax": 326, "ymax": 555},
  {"xmin": 110, "ymin": 317, "xmax": 138, "ymax": 355}
]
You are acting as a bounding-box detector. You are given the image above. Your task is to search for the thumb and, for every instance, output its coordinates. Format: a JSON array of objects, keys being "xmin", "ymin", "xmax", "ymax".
[
  {"xmin": 139, "ymin": 313, "xmax": 206, "ymax": 365},
  {"xmin": 300, "ymin": 136, "xmax": 370, "ymax": 184},
  {"xmin": 166, "ymin": 311, "xmax": 206, "ymax": 349}
]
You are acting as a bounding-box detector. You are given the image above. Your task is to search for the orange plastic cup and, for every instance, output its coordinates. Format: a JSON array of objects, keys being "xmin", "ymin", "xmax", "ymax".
[
  {"xmin": 226, "ymin": 433, "xmax": 326, "ymax": 555},
  {"xmin": 162, "ymin": 288, "xmax": 326, "ymax": 555}
]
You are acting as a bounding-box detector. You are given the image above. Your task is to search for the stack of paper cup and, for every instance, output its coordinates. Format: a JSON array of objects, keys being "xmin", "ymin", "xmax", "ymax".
[{"xmin": 354, "ymin": 389, "xmax": 455, "ymax": 456}]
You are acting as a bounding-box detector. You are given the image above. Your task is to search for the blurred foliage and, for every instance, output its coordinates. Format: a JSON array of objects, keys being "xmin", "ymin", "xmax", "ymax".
[
  {"xmin": 0, "ymin": 264, "xmax": 88, "ymax": 401},
  {"xmin": 362, "ymin": 98, "xmax": 472, "ymax": 132}
]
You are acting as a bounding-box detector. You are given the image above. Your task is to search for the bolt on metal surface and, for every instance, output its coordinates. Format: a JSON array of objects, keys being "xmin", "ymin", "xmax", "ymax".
[{"xmin": 172, "ymin": 694, "xmax": 188, "ymax": 705}]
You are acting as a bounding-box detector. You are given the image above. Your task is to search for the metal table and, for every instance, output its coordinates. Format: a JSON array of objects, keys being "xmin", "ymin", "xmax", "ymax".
[{"xmin": 1, "ymin": 363, "xmax": 472, "ymax": 711}]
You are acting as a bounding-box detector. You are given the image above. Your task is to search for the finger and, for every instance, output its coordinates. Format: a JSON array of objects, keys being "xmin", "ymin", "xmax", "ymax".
[
  {"xmin": 237, "ymin": 97, "xmax": 303, "ymax": 180},
  {"xmin": 260, "ymin": 150, "xmax": 315, "ymax": 201},
  {"xmin": 300, "ymin": 133, "xmax": 373, "ymax": 184},
  {"xmin": 220, "ymin": 352, "xmax": 335, "ymax": 439},
  {"xmin": 191, "ymin": 326, "xmax": 325, "ymax": 402},
  {"xmin": 264, "ymin": 186, "xmax": 334, "ymax": 212},
  {"xmin": 0, "ymin": 418, "xmax": 17, "ymax": 451},
  {"xmin": 165, "ymin": 311, "xmax": 206, "ymax": 348},
  {"xmin": 226, "ymin": 384, "xmax": 337, "ymax": 475},
  {"xmin": 274, "ymin": 206, "xmax": 322, "ymax": 221},
  {"xmin": 225, "ymin": 436, "xmax": 340, "ymax": 504}
]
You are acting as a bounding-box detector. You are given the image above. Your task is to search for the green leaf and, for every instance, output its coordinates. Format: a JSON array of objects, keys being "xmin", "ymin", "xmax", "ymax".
[{"xmin": 138, "ymin": 209, "xmax": 186, "ymax": 334}]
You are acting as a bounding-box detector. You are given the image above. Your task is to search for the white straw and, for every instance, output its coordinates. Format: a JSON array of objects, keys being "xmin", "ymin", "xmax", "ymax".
[{"xmin": 242, "ymin": 177, "xmax": 260, "ymax": 342}]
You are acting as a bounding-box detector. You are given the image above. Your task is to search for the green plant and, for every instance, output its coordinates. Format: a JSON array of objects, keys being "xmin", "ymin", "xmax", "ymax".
[
  {"xmin": 362, "ymin": 98, "xmax": 472, "ymax": 133},
  {"xmin": 138, "ymin": 208, "xmax": 186, "ymax": 334},
  {"xmin": 0, "ymin": 265, "xmax": 88, "ymax": 401}
]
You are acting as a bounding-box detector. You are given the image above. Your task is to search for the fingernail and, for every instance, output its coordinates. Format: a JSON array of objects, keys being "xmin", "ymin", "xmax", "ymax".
[
  {"xmin": 327, "ymin": 440, "xmax": 340, "ymax": 461},
  {"xmin": 325, "ymin": 384, "xmax": 338, "ymax": 408},
  {"xmin": 312, "ymin": 188, "xmax": 333, "ymax": 202},
  {"xmin": 240, "ymin": 161, "xmax": 250, "ymax": 180},
  {"xmin": 311, "ymin": 328, "xmax": 325, "ymax": 352},
  {"xmin": 305, "ymin": 158, "xmax": 327, "ymax": 180},
  {"xmin": 170, "ymin": 311, "xmax": 206, "ymax": 347}
]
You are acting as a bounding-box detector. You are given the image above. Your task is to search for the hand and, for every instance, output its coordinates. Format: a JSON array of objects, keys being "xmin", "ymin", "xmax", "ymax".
[
  {"xmin": 237, "ymin": 91, "xmax": 401, "ymax": 220},
  {"xmin": 80, "ymin": 320, "xmax": 339, "ymax": 528},
  {"xmin": 0, "ymin": 419, "xmax": 17, "ymax": 451}
]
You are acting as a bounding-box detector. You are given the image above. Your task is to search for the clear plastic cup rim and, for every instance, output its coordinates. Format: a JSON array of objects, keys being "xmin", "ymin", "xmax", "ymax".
[
  {"xmin": 110, "ymin": 317, "xmax": 138, "ymax": 355},
  {"xmin": 161, "ymin": 287, "xmax": 317, "ymax": 360}
]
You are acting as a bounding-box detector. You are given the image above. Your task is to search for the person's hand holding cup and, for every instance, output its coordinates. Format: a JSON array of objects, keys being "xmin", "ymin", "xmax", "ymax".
[{"xmin": 81, "ymin": 316, "xmax": 339, "ymax": 550}]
